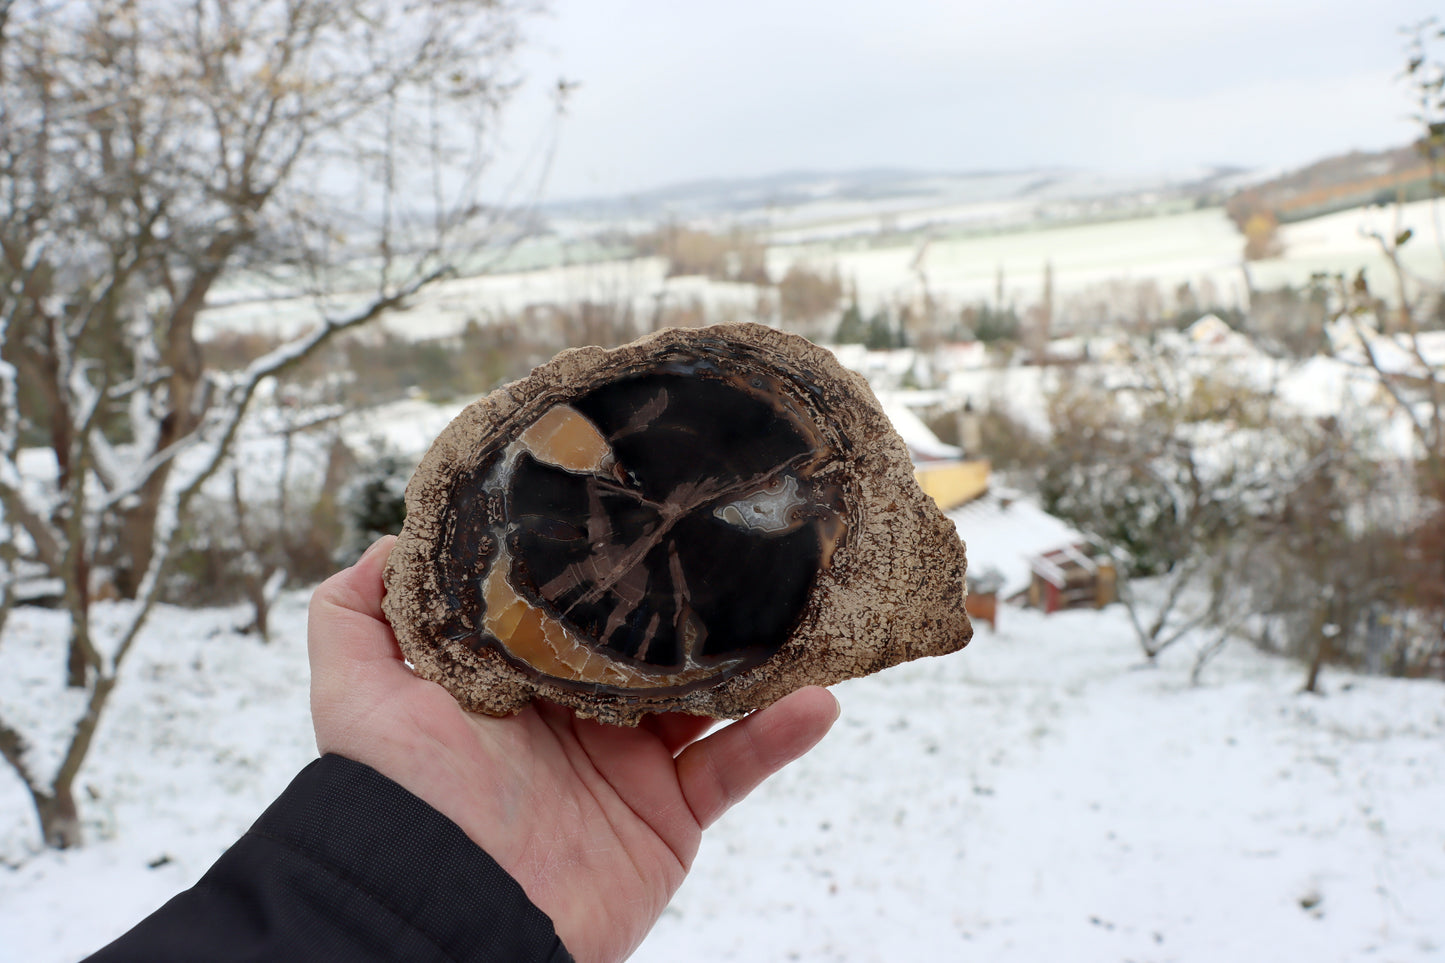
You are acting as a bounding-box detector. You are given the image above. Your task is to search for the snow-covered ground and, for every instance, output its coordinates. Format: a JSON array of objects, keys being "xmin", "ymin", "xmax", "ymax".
[
  {"xmin": 2, "ymin": 589, "xmax": 1441, "ymax": 962},
  {"xmin": 639, "ymin": 606, "xmax": 1445, "ymax": 962}
]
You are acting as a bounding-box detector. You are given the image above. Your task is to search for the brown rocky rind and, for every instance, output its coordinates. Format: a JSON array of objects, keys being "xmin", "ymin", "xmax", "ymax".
[{"xmin": 381, "ymin": 322, "xmax": 971, "ymax": 725}]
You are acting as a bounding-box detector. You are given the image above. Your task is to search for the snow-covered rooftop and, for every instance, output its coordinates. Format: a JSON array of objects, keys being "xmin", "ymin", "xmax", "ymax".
[
  {"xmin": 948, "ymin": 490, "xmax": 1086, "ymax": 597},
  {"xmin": 1182, "ymin": 313, "xmax": 1261, "ymax": 357},
  {"xmin": 875, "ymin": 392, "xmax": 962, "ymax": 461},
  {"xmin": 1327, "ymin": 318, "xmax": 1445, "ymax": 378}
]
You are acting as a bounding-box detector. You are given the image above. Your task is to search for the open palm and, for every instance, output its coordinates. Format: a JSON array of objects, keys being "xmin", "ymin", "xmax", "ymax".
[{"xmin": 308, "ymin": 537, "xmax": 839, "ymax": 963}]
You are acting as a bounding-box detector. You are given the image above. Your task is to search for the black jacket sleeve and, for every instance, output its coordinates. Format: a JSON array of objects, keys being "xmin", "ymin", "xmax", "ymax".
[{"xmin": 83, "ymin": 754, "xmax": 574, "ymax": 963}]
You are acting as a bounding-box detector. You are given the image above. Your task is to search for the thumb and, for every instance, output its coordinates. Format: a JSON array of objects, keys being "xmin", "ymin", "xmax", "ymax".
[
  {"xmin": 676, "ymin": 686, "xmax": 839, "ymax": 830},
  {"xmin": 308, "ymin": 536, "xmax": 417, "ymax": 732},
  {"xmin": 307, "ymin": 535, "xmax": 400, "ymax": 674}
]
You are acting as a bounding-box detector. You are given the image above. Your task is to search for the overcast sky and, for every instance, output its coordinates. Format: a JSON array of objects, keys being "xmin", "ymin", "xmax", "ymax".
[{"xmin": 495, "ymin": 0, "xmax": 1442, "ymax": 200}]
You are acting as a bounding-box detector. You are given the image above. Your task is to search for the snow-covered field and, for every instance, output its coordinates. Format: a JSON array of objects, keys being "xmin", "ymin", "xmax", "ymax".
[
  {"xmin": 196, "ymin": 193, "xmax": 1445, "ymax": 348},
  {"xmin": 2, "ymin": 587, "xmax": 1441, "ymax": 962},
  {"xmin": 772, "ymin": 199, "xmax": 1445, "ymax": 319}
]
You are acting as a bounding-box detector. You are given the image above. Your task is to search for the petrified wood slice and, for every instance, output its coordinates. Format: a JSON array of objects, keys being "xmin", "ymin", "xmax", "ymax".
[{"xmin": 382, "ymin": 322, "xmax": 971, "ymax": 725}]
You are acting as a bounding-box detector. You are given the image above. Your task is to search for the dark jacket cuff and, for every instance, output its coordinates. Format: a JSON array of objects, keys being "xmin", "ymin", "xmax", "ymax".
[{"xmin": 85, "ymin": 753, "xmax": 573, "ymax": 963}]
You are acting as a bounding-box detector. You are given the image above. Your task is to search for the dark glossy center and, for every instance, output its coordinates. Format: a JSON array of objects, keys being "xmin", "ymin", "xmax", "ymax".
[{"xmin": 501, "ymin": 370, "xmax": 828, "ymax": 687}]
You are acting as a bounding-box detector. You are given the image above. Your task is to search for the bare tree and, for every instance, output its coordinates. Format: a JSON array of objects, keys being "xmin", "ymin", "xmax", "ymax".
[
  {"xmin": 1038, "ymin": 346, "xmax": 1288, "ymax": 664},
  {"xmin": 228, "ymin": 402, "xmax": 346, "ymax": 642},
  {"xmin": 1297, "ymin": 19, "xmax": 1445, "ymax": 682},
  {"xmin": 0, "ymin": 0, "xmax": 541, "ymax": 848}
]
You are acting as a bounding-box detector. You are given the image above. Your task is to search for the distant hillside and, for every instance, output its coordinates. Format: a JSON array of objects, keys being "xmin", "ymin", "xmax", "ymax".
[
  {"xmin": 545, "ymin": 168, "xmax": 1042, "ymax": 220},
  {"xmin": 543, "ymin": 166, "xmax": 1246, "ymax": 226},
  {"xmin": 1227, "ymin": 142, "xmax": 1435, "ymax": 227}
]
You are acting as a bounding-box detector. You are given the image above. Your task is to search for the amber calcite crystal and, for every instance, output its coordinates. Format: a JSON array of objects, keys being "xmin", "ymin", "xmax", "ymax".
[{"xmin": 382, "ymin": 322, "xmax": 971, "ymax": 725}]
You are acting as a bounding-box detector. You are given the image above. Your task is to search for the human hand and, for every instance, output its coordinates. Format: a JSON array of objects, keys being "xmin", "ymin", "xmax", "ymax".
[{"xmin": 308, "ymin": 536, "xmax": 840, "ymax": 963}]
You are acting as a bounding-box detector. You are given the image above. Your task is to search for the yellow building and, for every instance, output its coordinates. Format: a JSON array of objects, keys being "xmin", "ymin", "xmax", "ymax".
[{"xmin": 914, "ymin": 458, "xmax": 991, "ymax": 512}]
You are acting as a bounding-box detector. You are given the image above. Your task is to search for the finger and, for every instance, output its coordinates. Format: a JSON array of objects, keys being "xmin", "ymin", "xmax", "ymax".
[
  {"xmin": 640, "ymin": 712, "xmax": 716, "ymax": 756},
  {"xmin": 675, "ymin": 686, "xmax": 839, "ymax": 830},
  {"xmin": 308, "ymin": 535, "xmax": 403, "ymax": 673}
]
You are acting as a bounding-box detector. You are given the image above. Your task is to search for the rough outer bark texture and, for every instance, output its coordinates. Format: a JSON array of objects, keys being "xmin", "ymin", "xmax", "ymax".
[{"xmin": 382, "ymin": 322, "xmax": 971, "ymax": 725}]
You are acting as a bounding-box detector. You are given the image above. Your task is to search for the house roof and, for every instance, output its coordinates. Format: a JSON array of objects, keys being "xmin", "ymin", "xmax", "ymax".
[
  {"xmin": 947, "ymin": 491, "xmax": 1086, "ymax": 598},
  {"xmin": 876, "ymin": 391, "xmax": 963, "ymax": 461},
  {"xmin": 1028, "ymin": 543, "xmax": 1106, "ymax": 589}
]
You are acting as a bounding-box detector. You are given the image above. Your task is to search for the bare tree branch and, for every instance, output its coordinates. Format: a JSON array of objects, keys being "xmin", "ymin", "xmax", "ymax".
[{"xmin": 0, "ymin": 0, "xmax": 539, "ymax": 848}]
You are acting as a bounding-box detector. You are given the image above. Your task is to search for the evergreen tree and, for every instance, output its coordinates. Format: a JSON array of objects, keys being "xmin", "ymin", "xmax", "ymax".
[
  {"xmin": 974, "ymin": 304, "xmax": 1020, "ymax": 343},
  {"xmin": 835, "ymin": 303, "xmax": 867, "ymax": 344},
  {"xmin": 865, "ymin": 310, "xmax": 895, "ymax": 351}
]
